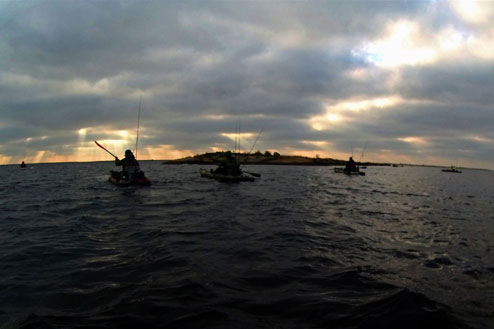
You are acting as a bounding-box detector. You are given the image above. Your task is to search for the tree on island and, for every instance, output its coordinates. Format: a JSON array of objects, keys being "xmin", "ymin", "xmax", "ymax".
[{"xmin": 264, "ymin": 151, "xmax": 272, "ymax": 156}]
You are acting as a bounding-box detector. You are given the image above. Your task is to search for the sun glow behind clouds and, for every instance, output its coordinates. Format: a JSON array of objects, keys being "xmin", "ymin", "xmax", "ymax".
[
  {"xmin": 301, "ymin": 140, "xmax": 328, "ymax": 147},
  {"xmin": 398, "ymin": 136, "xmax": 428, "ymax": 144},
  {"xmin": 309, "ymin": 96, "xmax": 401, "ymax": 131},
  {"xmin": 337, "ymin": 97, "xmax": 399, "ymax": 112},
  {"xmin": 450, "ymin": 0, "xmax": 494, "ymax": 25},
  {"xmin": 358, "ymin": 20, "xmax": 436, "ymax": 67},
  {"xmin": 221, "ymin": 133, "xmax": 254, "ymax": 141},
  {"xmin": 467, "ymin": 135, "xmax": 493, "ymax": 143}
]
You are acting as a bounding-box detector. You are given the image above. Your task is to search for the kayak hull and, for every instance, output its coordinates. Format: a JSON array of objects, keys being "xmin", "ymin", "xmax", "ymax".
[
  {"xmin": 442, "ymin": 169, "xmax": 462, "ymax": 173},
  {"xmin": 200, "ymin": 169, "xmax": 256, "ymax": 182},
  {"xmin": 109, "ymin": 176, "xmax": 151, "ymax": 187},
  {"xmin": 334, "ymin": 167, "xmax": 365, "ymax": 176}
]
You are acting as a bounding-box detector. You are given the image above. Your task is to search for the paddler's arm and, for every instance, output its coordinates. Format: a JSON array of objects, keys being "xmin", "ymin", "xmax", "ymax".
[{"xmin": 115, "ymin": 157, "xmax": 122, "ymax": 166}]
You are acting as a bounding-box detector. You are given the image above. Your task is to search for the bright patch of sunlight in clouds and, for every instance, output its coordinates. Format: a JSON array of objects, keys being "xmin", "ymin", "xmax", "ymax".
[
  {"xmin": 221, "ymin": 132, "xmax": 254, "ymax": 141},
  {"xmin": 467, "ymin": 135, "xmax": 493, "ymax": 143},
  {"xmin": 334, "ymin": 97, "xmax": 400, "ymax": 112},
  {"xmin": 309, "ymin": 96, "xmax": 401, "ymax": 131},
  {"xmin": 301, "ymin": 140, "xmax": 328, "ymax": 147},
  {"xmin": 398, "ymin": 136, "xmax": 428, "ymax": 144},
  {"xmin": 359, "ymin": 21, "xmax": 436, "ymax": 67},
  {"xmin": 449, "ymin": 0, "xmax": 494, "ymax": 25}
]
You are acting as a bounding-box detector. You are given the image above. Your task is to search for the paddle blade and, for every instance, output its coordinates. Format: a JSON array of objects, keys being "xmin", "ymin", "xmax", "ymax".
[{"xmin": 94, "ymin": 141, "xmax": 117, "ymax": 158}]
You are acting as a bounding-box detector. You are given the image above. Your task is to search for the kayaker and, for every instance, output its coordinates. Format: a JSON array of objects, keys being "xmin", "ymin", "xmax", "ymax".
[
  {"xmin": 214, "ymin": 151, "xmax": 241, "ymax": 176},
  {"xmin": 345, "ymin": 157, "xmax": 358, "ymax": 173},
  {"xmin": 115, "ymin": 149, "xmax": 140, "ymax": 180},
  {"xmin": 20, "ymin": 161, "xmax": 26, "ymax": 168}
]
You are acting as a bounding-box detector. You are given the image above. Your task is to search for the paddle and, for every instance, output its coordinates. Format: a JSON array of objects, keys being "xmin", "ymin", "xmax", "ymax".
[
  {"xmin": 244, "ymin": 171, "xmax": 261, "ymax": 178},
  {"xmin": 94, "ymin": 141, "xmax": 117, "ymax": 158}
]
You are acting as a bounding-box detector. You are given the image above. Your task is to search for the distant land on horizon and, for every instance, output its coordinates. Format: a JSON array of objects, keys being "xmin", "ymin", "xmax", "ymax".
[{"xmin": 162, "ymin": 151, "xmax": 389, "ymax": 167}]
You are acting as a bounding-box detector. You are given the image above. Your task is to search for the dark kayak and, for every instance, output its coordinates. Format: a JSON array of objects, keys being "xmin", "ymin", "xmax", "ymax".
[
  {"xmin": 442, "ymin": 169, "xmax": 462, "ymax": 173},
  {"xmin": 109, "ymin": 176, "xmax": 151, "ymax": 186},
  {"xmin": 334, "ymin": 167, "xmax": 365, "ymax": 176},
  {"xmin": 200, "ymin": 168, "xmax": 256, "ymax": 182},
  {"xmin": 109, "ymin": 170, "xmax": 151, "ymax": 186}
]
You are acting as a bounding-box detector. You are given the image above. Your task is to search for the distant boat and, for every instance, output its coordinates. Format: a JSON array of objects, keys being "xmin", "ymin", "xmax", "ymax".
[{"xmin": 442, "ymin": 166, "xmax": 461, "ymax": 173}]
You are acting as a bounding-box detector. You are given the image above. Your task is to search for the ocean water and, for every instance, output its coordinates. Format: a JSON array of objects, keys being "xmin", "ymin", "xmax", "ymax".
[{"xmin": 0, "ymin": 162, "xmax": 493, "ymax": 329}]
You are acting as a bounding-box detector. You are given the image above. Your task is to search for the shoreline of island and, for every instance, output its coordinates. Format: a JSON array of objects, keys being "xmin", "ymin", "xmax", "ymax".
[{"xmin": 162, "ymin": 151, "xmax": 390, "ymax": 167}]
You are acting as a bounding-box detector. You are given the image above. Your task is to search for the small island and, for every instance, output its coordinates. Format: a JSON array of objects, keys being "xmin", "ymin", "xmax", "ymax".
[{"xmin": 163, "ymin": 151, "xmax": 384, "ymax": 166}]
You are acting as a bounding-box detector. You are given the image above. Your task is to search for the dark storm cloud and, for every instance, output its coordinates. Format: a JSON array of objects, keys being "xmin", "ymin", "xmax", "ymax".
[
  {"xmin": 397, "ymin": 61, "xmax": 494, "ymax": 107},
  {"xmin": 0, "ymin": 0, "xmax": 493, "ymax": 168},
  {"xmin": 2, "ymin": 95, "xmax": 138, "ymax": 131},
  {"xmin": 141, "ymin": 114, "xmax": 315, "ymax": 152}
]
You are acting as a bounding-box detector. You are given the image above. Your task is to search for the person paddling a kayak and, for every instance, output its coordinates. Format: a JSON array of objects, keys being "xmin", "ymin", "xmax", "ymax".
[
  {"xmin": 344, "ymin": 157, "xmax": 358, "ymax": 174},
  {"xmin": 20, "ymin": 161, "xmax": 27, "ymax": 168},
  {"xmin": 214, "ymin": 151, "xmax": 241, "ymax": 176},
  {"xmin": 115, "ymin": 149, "xmax": 140, "ymax": 180}
]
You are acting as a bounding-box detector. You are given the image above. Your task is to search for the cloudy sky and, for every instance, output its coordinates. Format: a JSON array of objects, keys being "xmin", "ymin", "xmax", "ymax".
[{"xmin": 1, "ymin": 0, "xmax": 493, "ymax": 169}]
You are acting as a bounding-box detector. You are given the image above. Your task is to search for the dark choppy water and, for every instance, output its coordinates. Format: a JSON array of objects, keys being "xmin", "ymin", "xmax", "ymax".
[{"xmin": 1, "ymin": 162, "xmax": 493, "ymax": 329}]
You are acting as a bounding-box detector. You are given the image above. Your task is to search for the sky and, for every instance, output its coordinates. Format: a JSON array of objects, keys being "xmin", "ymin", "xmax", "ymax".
[{"xmin": 1, "ymin": 0, "xmax": 493, "ymax": 169}]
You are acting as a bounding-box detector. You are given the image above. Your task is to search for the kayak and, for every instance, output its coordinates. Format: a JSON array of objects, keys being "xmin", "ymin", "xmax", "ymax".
[
  {"xmin": 200, "ymin": 168, "xmax": 256, "ymax": 182},
  {"xmin": 109, "ymin": 176, "xmax": 151, "ymax": 186},
  {"xmin": 334, "ymin": 167, "xmax": 365, "ymax": 176},
  {"xmin": 108, "ymin": 170, "xmax": 151, "ymax": 186},
  {"xmin": 442, "ymin": 169, "xmax": 462, "ymax": 173}
]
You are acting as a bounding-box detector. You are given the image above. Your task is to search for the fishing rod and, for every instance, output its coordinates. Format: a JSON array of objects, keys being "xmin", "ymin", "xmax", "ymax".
[
  {"xmin": 239, "ymin": 127, "xmax": 263, "ymax": 178},
  {"xmin": 248, "ymin": 128, "xmax": 264, "ymax": 154},
  {"xmin": 237, "ymin": 121, "xmax": 241, "ymax": 154},
  {"xmin": 358, "ymin": 142, "xmax": 368, "ymax": 163},
  {"xmin": 134, "ymin": 97, "xmax": 142, "ymax": 159}
]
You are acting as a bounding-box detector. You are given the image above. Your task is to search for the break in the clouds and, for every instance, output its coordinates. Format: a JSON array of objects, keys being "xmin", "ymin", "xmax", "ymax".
[{"xmin": 0, "ymin": 0, "xmax": 493, "ymax": 169}]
